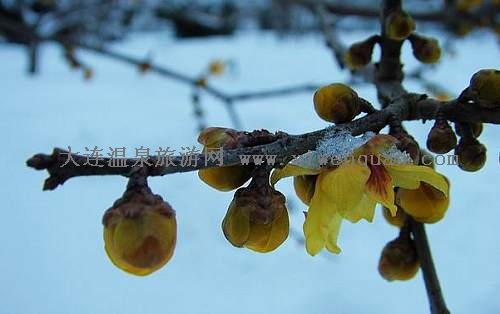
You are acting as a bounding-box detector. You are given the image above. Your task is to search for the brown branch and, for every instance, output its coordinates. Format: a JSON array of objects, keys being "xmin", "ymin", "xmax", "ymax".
[
  {"xmin": 410, "ymin": 218, "xmax": 451, "ymax": 314},
  {"xmin": 26, "ymin": 92, "xmax": 500, "ymax": 190}
]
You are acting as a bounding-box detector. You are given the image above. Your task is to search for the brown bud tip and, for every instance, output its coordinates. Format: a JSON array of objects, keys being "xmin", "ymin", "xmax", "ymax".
[
  {"xmin": 426, "ymin": 122, "xmax": 457, "ymax": 154},
  {"xmin": 455, "ymin": 137, "xmax": 487, "ymax": 172}
]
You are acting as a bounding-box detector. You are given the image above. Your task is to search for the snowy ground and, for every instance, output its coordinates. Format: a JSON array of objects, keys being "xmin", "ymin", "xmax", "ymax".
[{"xmin": 1, "ymin": 29, "xmax": 499, "ymax": 314}]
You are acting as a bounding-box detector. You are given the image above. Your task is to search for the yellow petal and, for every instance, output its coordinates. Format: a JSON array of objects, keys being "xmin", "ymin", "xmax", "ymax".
[
  {"xmin": 318, "ymin": 163, "xmax": 370, "ymax": 218},
  {"xmin": 343, "ymin": 194, "xmax": 377, "ymax": 223},
  {"xmin": 387, "ymin": 165, "xmax": 449, "ymax": 197},
  {"xmin": 222, "ymin": 201, "xmax": 251, "ymax": 247},
  {"xmin": 245, "ymin": 206, "xmax": 290, "ymax": 253},
  {"xmin": 303, "ymin": 187, "xmax": 339, "ymax": 256},
  {"xmin": 271, "ymin": 164, "xmax": 321, "ymax": 186},
  {"xmin": 324, "ymin": 212, "xmax": 343, "ymax": 254},
  {"xmin": 397, "ymin": 181, "xmax": 449, "ymax": 223}
]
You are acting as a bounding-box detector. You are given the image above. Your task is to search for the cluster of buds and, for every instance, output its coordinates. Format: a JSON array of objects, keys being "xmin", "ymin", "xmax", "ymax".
[
  {"xmin": 222, "ymin": 169, "xmax": 289, "ymax": 253},
  {"xmin": 197, "ymin": 127, "xmax": 289, "ymax": 252},
  {"xmin": 378, "ymin": 231, "xmax": 420, "ymax": 281},
  {"xmin": 313, "ymin": 83, "xmax": 366, "ymax": 124},
  {"xmin": 345, "ymin": 9, "xmax": 441, "ymax": 71},
  {"xmin": 102, "ymin": 179, "xmax": 176, "ymax": 276},
  {"xmin": 449, "ymin": 69, "xmax": 499, "ymax": 172}
]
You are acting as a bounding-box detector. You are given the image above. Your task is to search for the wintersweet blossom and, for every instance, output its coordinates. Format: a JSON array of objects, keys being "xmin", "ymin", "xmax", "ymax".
[{"xmin": 271, "ymin": 133, "xmax": 449, "ymax": 256}]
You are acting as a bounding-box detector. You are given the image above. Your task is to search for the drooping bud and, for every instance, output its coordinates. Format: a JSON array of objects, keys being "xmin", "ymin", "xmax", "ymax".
[
  {"xmin": 344, "ymin": 36, "xmax": 378, "ymax": 70},
  {"xmin": 293, "ymin": 175, "xmax": 317, "ymax": 205},
  {"xmin": 138, "ymin": 61, "xmax": 151, "ymax": 74},
  {"xmin": 455, "ymin": 137, "xmax": 487, "ymax": 172},
  {"xmin": 456, "ymin": 0, "xmax": 482, "ymax": 12},
  {"xmin": 469, "ymin": 69, "xmax": 500, "ymax": 108},
  {"xmin": 222, "ymin": 175, "xmax": 289, "ymax": 253},
  {"xmin": 385, "ymin": 11, "xmax": 416, "ymax": 41},
  {"xmin": 208, "ymin": 60, "xmax": 225, "ymax": 76},
  {"xmin": 409, "ymin": 34, "xmax": 441, "ymax": 64},
  {"xmin": 426, "ymin": 120, "xmax": 457, "ymax": 154},
  {"xmin": 103, "ymin": 186, "xmax": 176, "ymax": 276},
  {"xmin": 454, "ymin": 122, "xmax": 483, "ymax": 138},
  {"xmin": 83, "ymin": 68, "xmax": 94, "ymax": 81},
  {"xmin": 197, "ymin": 127, "xmax": 253, "ymax": 191},
  {"xmin": 378, "ymin": 235, "xmax": 419, "ymax": 281},
  {"xmin": 313, "ymin": 83, "xmax": 361, "ymax": 123},
  {"xmin": 382, "ymin": 205, "xmax": 407, "ymax": 228}
]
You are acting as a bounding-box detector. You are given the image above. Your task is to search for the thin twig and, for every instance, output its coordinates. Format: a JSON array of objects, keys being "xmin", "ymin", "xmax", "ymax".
[{"xmin": 410, "ymin": 219, "xmax": 451, "ymax": 314}]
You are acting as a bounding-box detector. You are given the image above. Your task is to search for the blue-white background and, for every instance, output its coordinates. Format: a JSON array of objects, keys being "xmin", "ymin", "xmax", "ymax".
[{"xmin": 1, "ymin": 27, "xmax": 499, "ymax": 314}]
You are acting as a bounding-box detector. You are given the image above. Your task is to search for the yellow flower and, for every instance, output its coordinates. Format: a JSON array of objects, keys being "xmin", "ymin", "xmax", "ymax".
[{"xmin": 271, "ymin": 134, "xmax": 449, "ymax": 256}]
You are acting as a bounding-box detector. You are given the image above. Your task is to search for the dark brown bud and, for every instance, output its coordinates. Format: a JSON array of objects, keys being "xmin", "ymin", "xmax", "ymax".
[
  {"xmin": 455, "ymin": 137, "xmax": 487, "ymax": 172},
  {"xmin": 426, "ymin": 121, "xmax": 457, "ymax": 154},
  {"xmin": 378, "ymin": 235, "xmax": 419, "ymax": 281}
]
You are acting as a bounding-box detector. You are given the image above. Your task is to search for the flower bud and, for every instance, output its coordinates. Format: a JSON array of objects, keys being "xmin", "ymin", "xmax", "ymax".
[
  {"xmin": 138, "ymin": 61, "xmax": 151, "ymax": 74},
  {"xmin": 313, "ymin": 83, "xmax": 361, "ymax": 123},
  {"xmin": 452, "ymin": 22, "xmax": 473, "ymax": 37},
  {"xmin": 293, "ymin": 175, "xmax": 317, "ymax": 205},
  {"xmin": 409, "ymin": 34, "xmax": 441, "ymax": 64},
  {"xmin": 103, "ymin": 190, "xmax": 176, "ymax": 276},
  {"xmin": 385, "ymin": 11, "xmax": 415, "ymax": 41},
  {"xmin": 378, "ymin": 235, "xmax": 419, "ymax": 281},
  {"xmin": 455, "ymin": 137, "xmax": 487, "ymax": 172},
  {"xmin": 222, "ymin": 182, "xmax": 289, "ymax": 253},
  {"xmin": 344, "ymin": 36, "xmax": 378, "ymax": 70},
  {"xmin": 197, "ymin": 127, "xmax": 253, "ymax": 191},
  {"xmin": 83, "ymin": 68, "xmax": 93, "ymax": 81},
  {"xmin": 426, "ymin": 121, "xmax": 457, "ymax": 154},
  {"xmin": 208, "ymin": 60, "xmax": 225, "ymax": 76},
  {"xmin": 456, "ymin": 0, "xmax": 482, "ymax": 12},
  {"xmin": 469, "ymin": 69, "xmax": 500, "ymax": 108},
  {"xmin": 382, "ymin": 206, "xmax": 407, "ymax": 228},
  {"xmin": 454, "ymin": 122, "xmax": 483, "ymax": 138}
]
